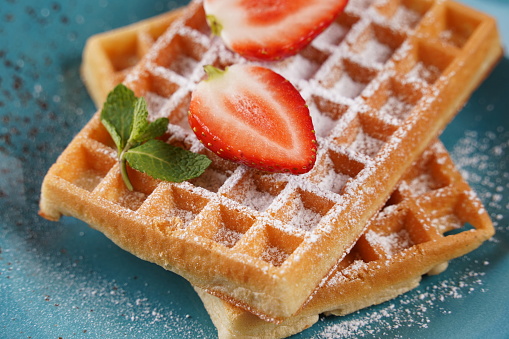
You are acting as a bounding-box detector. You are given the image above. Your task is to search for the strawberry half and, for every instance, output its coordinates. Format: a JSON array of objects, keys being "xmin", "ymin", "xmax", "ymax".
[
  {"xmin": 188, "ymin": 64, "xmax": 317, "ymax": 174},
  {"xmin": 204, "ymin": 0, "xmax": 349, "ymax": 61}
]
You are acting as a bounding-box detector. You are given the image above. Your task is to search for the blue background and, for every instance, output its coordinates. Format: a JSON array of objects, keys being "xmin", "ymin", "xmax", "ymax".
[{"xmin": 0, "ymin": 0, "xmax": 508, "ymax": 338}]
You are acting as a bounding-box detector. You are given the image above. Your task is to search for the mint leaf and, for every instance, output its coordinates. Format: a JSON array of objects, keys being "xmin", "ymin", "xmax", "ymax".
[
  {"xmin": 129, "ymin": 97, "xmax": 150, "ymax": 143},
  {"xmin": 125, "ymin": 140, "xmax": 211, "ymax": 183},
  {"xmin": 101, "ymin": 84, "xmax": 136, "ymax": 150},
  {"xmin": 100, "ymin": 84, "xmax": 211, "ymax": 190},
  {"xmin": 101, "ymin": 118, "xmax": 123, "ymax": 153},
  {"xmin": 137, "ymin": 117, "xmax": 169, "ymax": 143},
  {"xmin": 129, "ymin": 97, "xmax": 168, "ymax": 144}
]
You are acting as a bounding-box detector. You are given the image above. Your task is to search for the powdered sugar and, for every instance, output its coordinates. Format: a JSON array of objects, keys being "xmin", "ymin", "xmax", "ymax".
[
  {"xmin": 190, "ymin": 167, "xmax": 233, "ymax": 193},
  {"xmin": 310, "ymin": 125, "xmax": 509, "ymax": 337},
  {"xmin": 45, "ymin": 0, "xmax": 504, "ymax": 329},
  {"xmin": 350, "ymin": 131, "xmax": 385, "ymax": 158},
  {"xmin": 318, "ymin": 165, "xmax": 351, "ymax": 194},
  {"xmin": 379, "ymin": 96, "xmax": 415, "ymax": 122},
  {"xmin": 313, "ymin": 263, "xmax": 490, "ymax": 338},
  {"xmin": 314, "ymin": 22, "xmax": 349, "ymax": 47},
  {"xmin": 0, "ymin": 230, "xmax": 212, "ymax": 338},
  {"xmin": 332, "ymin": 73, "xmax": 367, "ymax": 99},
  {"xmin": 261, "ymin": 246, "xmax": 288, "ymax": 266},
  {"xmin": 74, "ymin": 169, "xmax": 106, "ymax": 192},
  {"xmin": 346, "ymin": 0, "xmax": 375, "ymax": 12},
  {"xmin": 171, "ymin": 54, "xmax": 200, "ymax": 77},
  {"xmin": 119, "ymin": 190, "xmax": 147, "ymax": 211},
  {"xmin": 288, "ymin": 198, "xmax": 323, "ymax": 232},
  {"xmin": 365, "ymin": 229, "xmax": 413, "ymax": 257},
  {"xmin": 272, "ymin": 55, "xmax": 320, "ymax": 82},
  {"xmin": 430, "ymin": 215, "xmax": 462, "ymax": 234},
  {"xmin": 405, "ymin": 173, "xmax": 439, "ymax": 196},
  {"xmin": 172, "ymin": 208, "xmax": 196, "ymax": 228},
  {"xmin": 145, "ymin": 91, "xmax": 169, "ymax": 117},
  {"xmin": 214, "ymin": 226, "xmax": 243, "ymax": 248},
  {"xmin": 451, "ymin": 128, "xmax": 509, "ymax": 231},
  {"xmin": 241, "ymin": 187, "xmax": 275, "ymax": 212},
  {"xmin": 356, "ymin": 38, "xmax": 393, "ymax": 65},
  {"xmin": 309, "ymin": 102, "xmax": 338, "ymax": 138},
  {"xmin": 407, "ymin": 62, "xmax": 441, "ymax": 84},
  {"xmin": 390, "ymin": 6, "xmax": 422, "ymax": 29}
]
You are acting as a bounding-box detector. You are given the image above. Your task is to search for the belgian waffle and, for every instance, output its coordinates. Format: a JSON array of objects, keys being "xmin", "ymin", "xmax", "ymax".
[
  {"xmin": 40, "ymin": 0, "xmax": 501, "ymax": 321},
  {"xmin": 196, "ymin": 141, "xmax": 495, "ymax": 338},
  {"xmin": 79, "ymin": 9, "xmax": 495, "ymax": 337},
  {"xmin": 80, "ymin": 8, "xmax": 184, "ymax": 107}
]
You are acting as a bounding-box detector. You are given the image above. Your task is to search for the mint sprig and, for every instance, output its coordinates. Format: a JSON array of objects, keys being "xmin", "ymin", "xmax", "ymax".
[{"xmin": 100, "ymin": 84, "xmax": 211, "ymax": 190}]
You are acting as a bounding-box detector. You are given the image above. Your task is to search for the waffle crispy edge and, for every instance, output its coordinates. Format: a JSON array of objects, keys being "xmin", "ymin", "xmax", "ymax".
[{"xmin": 40, "ymin": 0, "xmax": 501, "ymax": 322}]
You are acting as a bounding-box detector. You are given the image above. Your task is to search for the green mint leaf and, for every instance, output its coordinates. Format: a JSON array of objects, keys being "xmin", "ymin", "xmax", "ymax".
[
  {"xmin": 100, "ymin": 84, "xmax": 136, "ymax": 150},
  {"xmin": 124, "ymin": 140, "xmax": 211, "ymax": 183},
  {"xmin": 141, "ymin": 117, "xmax": 169, "ymax": 141},
  {"xmin": 129, "ymin": 97, "xmax": 168, "ymax": 144},
  {"xmin": 100, "ymin": 84, "xmax": 209, "ymax": 190},
  {"xmin": 101, "ymin": 118, "xmax": 123, "ymax": 154},
  {"xmin": 129, "ymin": 97, "xmax": 150, "ymax": 144}
]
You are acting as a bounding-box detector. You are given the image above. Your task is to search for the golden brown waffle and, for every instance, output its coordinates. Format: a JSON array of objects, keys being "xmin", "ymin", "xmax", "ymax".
[
  {"xmin": 81, "ymin": 8, "xmax": 184, "ymax": 107},
  {"xmin": 78, "ymin": 9, "xmax": 495, "ymax": 338},
  {"xmin": 196, "ymin": 142, "xmax": 495, "ymax": 338},
  {"xmin": 40, "ymin": 0, "xmax": 501, "ymax": 321}
]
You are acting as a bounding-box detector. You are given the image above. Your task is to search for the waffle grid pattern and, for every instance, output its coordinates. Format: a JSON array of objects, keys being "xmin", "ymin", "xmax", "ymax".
[
  {"xmin": 319, "ymin": 141, "xmax": 492, "ymax": 295},
  {"xmin": 193, "ymin": 142, "xmax": 493, "ymax": 339},
  {"xmin": 41, "ymin": 0, "xmax": 501, "ymax": 320}
]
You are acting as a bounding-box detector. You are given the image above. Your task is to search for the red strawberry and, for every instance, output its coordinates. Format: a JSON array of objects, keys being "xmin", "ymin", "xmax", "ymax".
[
  {"xmin": 204, "ymin": 0, "xmax": 349, "ymax": 61},
  {"xmin": 188, "ymin": 64, "xmax": 317, "ymax": 174}
]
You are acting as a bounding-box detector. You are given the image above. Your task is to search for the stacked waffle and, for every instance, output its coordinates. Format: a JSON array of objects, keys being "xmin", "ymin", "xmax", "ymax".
[{"xmin": 40, "ymin": 0, "xmax": 501, "ymax": 337}]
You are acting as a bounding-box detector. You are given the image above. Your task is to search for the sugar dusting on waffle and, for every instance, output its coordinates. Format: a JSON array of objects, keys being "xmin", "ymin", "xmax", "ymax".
[
  {"xmin": 123, "ymin": 0, "xmax": 443, "ymax": 239},
  {"xmin": 41, "ymin": 0, "xmax": 502, "ymax": 321},
  {"xmin": 70, "ymin": 0, "xmax": 506, "ymax": 337}
]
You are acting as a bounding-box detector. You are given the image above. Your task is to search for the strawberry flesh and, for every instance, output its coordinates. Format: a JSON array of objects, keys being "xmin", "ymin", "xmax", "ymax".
[
  {"xmin": 188, "ymin": 64, "xmax": 317, "ymax": 174},
  {"xmin": 204, "ymin": 0, "xmax": 349, "ymax": 61}
]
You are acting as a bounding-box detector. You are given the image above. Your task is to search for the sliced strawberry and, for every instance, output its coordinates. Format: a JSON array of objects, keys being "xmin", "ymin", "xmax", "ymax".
[
  {"xmin": 204, "ymin": 0, "xmax": 349, "ymax": 61},
  {"xmin": 188, "ymin": 64, "xmax": 317, "ymax": 174}
]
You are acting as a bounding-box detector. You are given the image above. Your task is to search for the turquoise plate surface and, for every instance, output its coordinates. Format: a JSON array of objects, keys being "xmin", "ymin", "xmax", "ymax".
[{"xmin": 0, "ymin": 1, "xmax": 508, "ymax": 338}]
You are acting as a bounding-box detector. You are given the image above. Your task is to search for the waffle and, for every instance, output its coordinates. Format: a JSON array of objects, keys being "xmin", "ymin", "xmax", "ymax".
[
  {"xmin": 196, "ymin": 141, "xmax": 495, "ymax": 338},
  {"xmin": 81, "ymin": 8, "xmax": 184, "ymax": 107},
  {"xmin": 78, "ymin": 9, "xmax": 496, "ymax": 338},
  {"xmin": 40, "ymin": 0, "xmax": 501, "ymax": 321}
]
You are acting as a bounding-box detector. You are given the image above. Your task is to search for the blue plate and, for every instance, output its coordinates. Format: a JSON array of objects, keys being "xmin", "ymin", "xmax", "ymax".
[{"xmin": 0, "ymin": 1, "xmax": 508, "ymax": 338}]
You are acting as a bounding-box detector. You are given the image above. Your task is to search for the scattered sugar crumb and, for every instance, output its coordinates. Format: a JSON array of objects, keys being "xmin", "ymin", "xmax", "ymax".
[
  {"xmin": 407, "ymin": 62, "xmax": 441, "ymax": 84},
  {"xmin": 379, "ymin": 96, "xmax": 414, "ymax": 122},
  {"xmin": 365, "ymin": 229, "xmax": 413, "ymax": 257},
  {"xmin": 451, "ymin": 128, "xmax": 509, "ymax": 230},
  {"xmin": 273, "ymin": 55, "xmax": 320, "ymax": 82},
  {"xmin": 346, "ymin": 0, "xmax": 374, "ymax": 12},
  {"xmin": 350, "ymin": 131, "xmax": 385, "ymax": 158},
  {"xmin": 214, "ymin": 226, "xmax": 243, "ymax": 248},
  {"xmin": 319, "ymin": 166, "xmax": 351, "ymax": 194},
  {"xmin": 405, "ymin": 173, "xmax": 437, "ymax": 196},
  {"xmin": 390, "ymin": 6, "xmax": 422, "ymax": 29},
  {"xmin": 145, "ymin": 91, "xmax": 169, "ymax": 116},
  {"xmin": 172, "ymin": 208, "xmax": 196, "ymax": 228},
  {"xmin": 333, "ymin": 73, "xmax": 366, "ymax": 98},
  {"xmin": 171, "ymin": 55, "xmax": 199, "ymax": 77},
  {"xmin": 288, "ymin": 198, "xmax": 323, "ymax": 232},
  {"xmin": 309, "ymin": 102, "xmax": 338, "ymax": 138},
  {"xmin": 261, "ymin": 246, "xmax": 288, "ymax": 266},
  {"xmin": 314, "ymin": 22, "xmax": 349, "ymax": 46},
  {"xmin": 242, "ymin": 187, "xmax": 274, "ymax": 212},
  {"xmin": 190, "ymin": 167, "xmax": 231, "ymax": 193},
  {"xmin": 313, "ymin": 265, "xmax": 489, "ymax": 338},
  {"xmin": 357, "ymin": 39, "xmax": 393, "ymax": 65}
]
